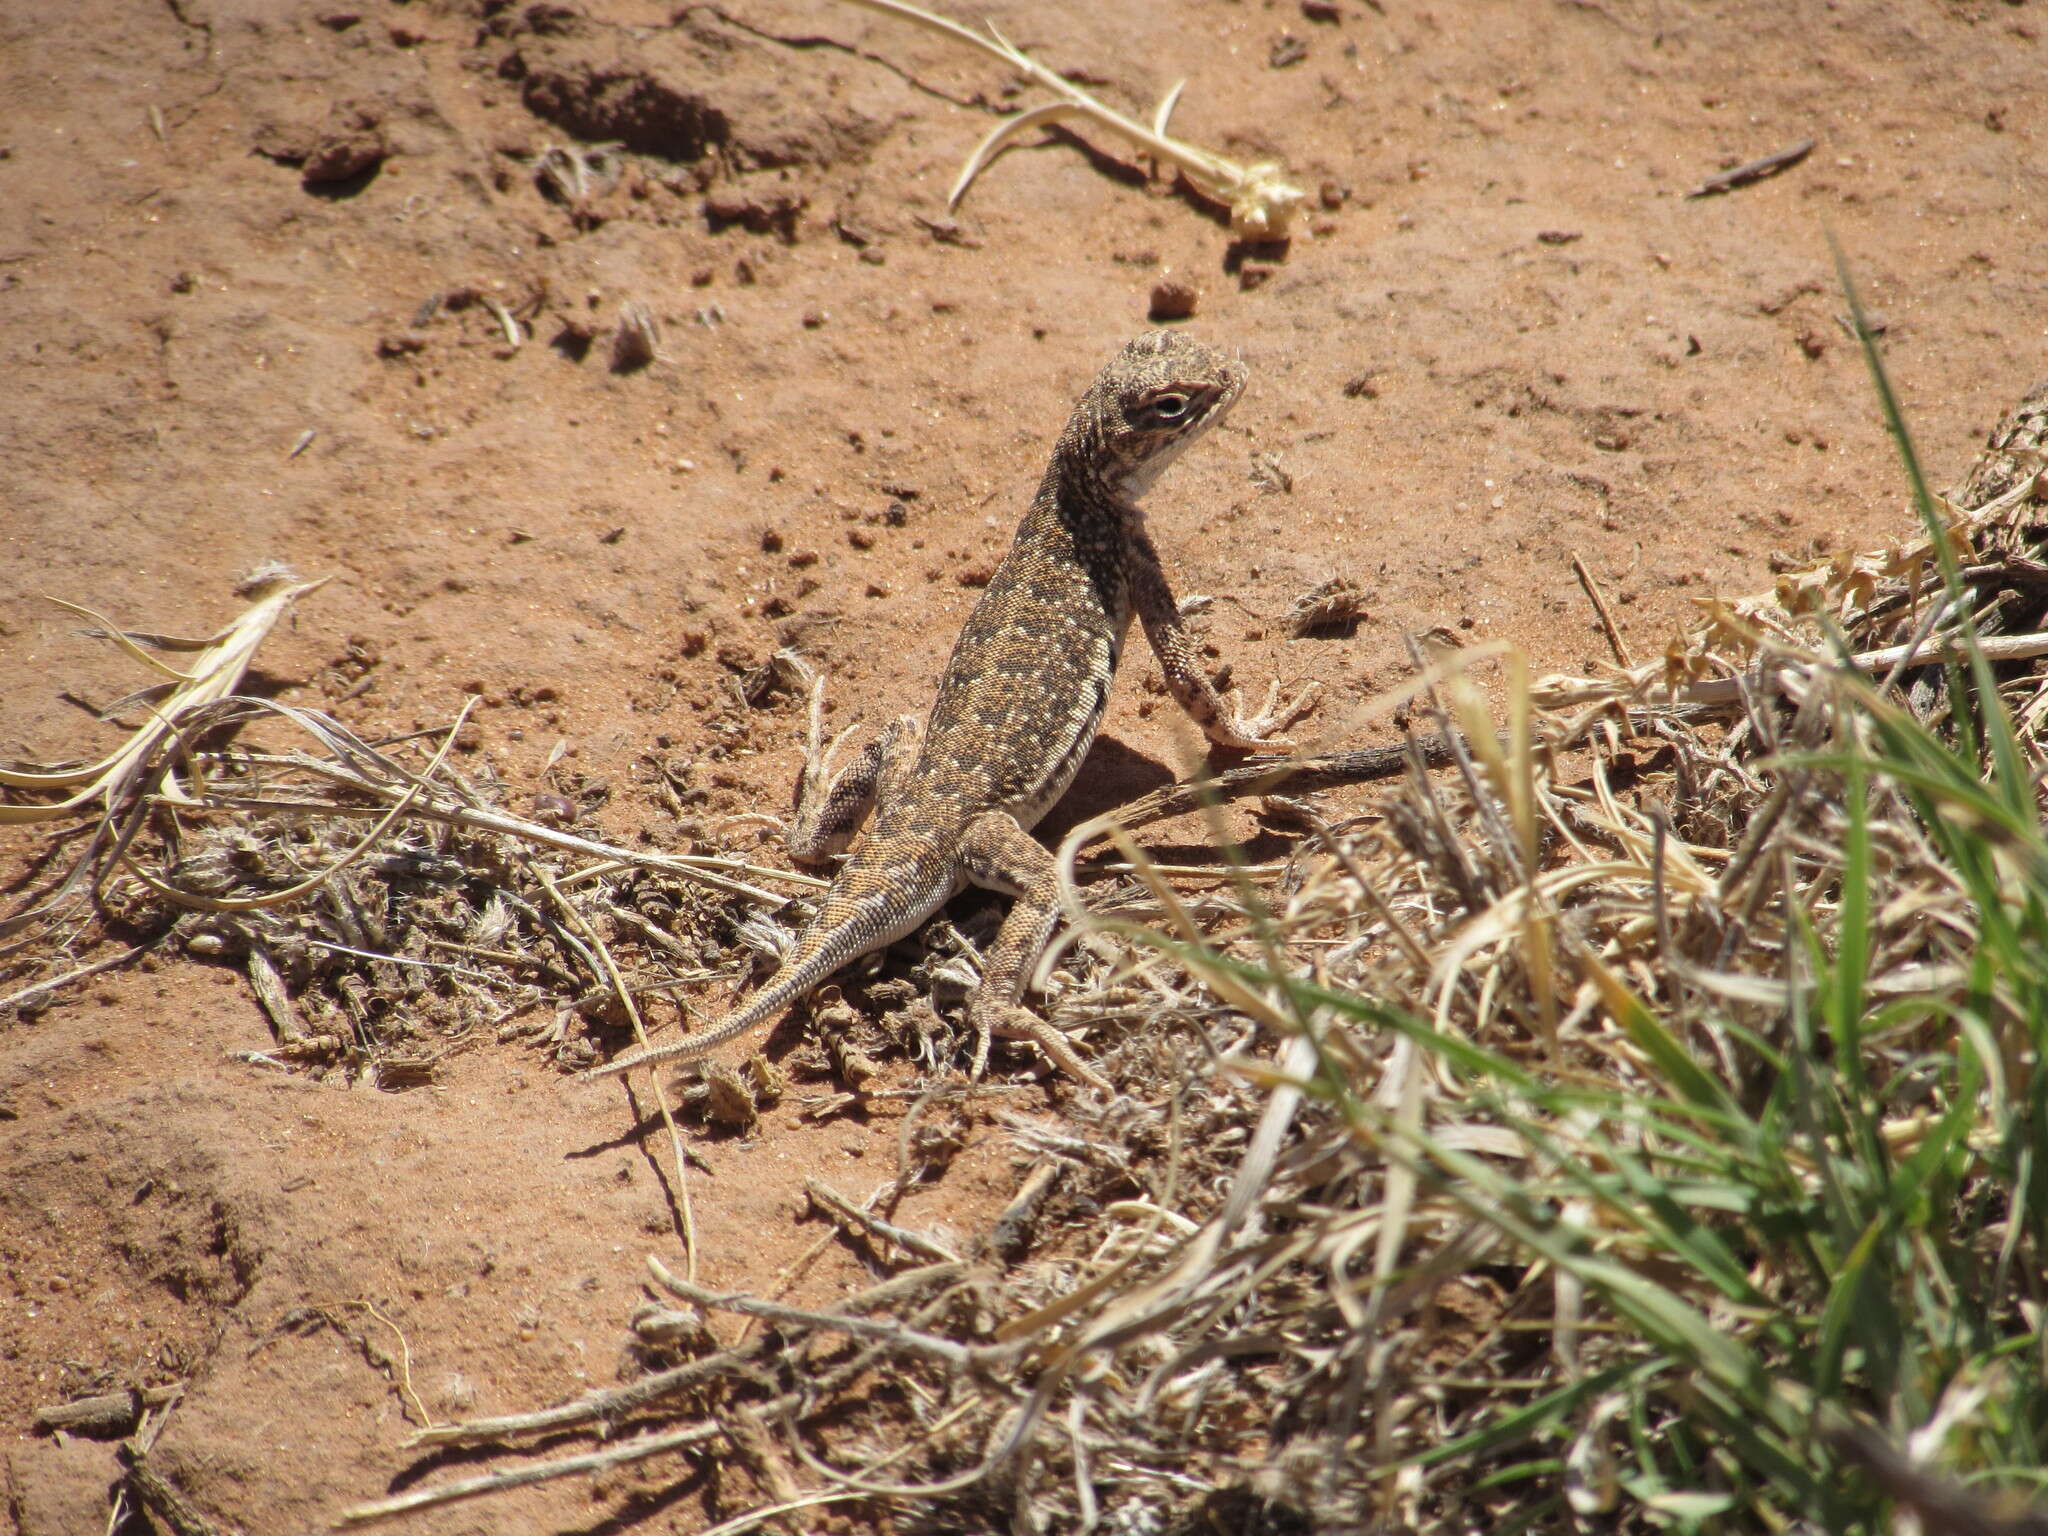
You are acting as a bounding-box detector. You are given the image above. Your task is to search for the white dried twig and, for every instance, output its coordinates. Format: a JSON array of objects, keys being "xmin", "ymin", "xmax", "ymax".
[{"xmin": 836, "ymin": 0, "xmax": 1305, "ymax": 238}]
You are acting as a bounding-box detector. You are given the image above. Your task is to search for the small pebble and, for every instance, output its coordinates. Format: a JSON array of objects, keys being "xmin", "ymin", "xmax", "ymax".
[
  {"xmin": 1270, "ymin": 33, "xmax": 1309, "ymax": 67},
  {"xmin": 1148, "ymin": 280, "xmax": 1199, "ymax": 322}
]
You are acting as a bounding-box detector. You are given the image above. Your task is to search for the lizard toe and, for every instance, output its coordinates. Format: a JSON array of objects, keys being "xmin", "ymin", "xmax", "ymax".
[{"xmin": 973, "ymin": 999, "xmax": 1112, "ymax": 1093}]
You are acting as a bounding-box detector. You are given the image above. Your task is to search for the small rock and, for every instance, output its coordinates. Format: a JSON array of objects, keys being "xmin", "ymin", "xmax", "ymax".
[
  {"xmin": 1270, "ymin": 33, "xmax": 1310, "ymax": 67},
  {"xmin": 703, "ymin": 184, "xmax": 806, "ymax": 241},
  {"xmin": 302, "ymin": 127, "xmax": 387, "ymax": 185},
  {"xmin": 1148, "ymin": 280, "xmax": 1199, "ymax": 322},
  {"xmin": 1301, "ymin": 0, "xmax": 1342, "ymax": 20},
  {"xmin": 1536, "ymin": 229, "xmax": 1582, "ymax": 245}
]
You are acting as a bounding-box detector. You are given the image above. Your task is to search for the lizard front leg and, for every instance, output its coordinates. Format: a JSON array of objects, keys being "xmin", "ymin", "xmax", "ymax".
[
  {"xmin": 1128, "ymin": 535, "xmax": 1320, "ymax": 752},
  {"xmin": 956, "ymin": 811, "xmax": 1112, "ymax": 1093}
]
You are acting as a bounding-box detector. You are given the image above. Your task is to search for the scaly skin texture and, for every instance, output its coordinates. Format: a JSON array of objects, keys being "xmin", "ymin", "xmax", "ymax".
[{"xmin": 585, "ymin": 331, "xmax": 1316, "ymax": 1090}]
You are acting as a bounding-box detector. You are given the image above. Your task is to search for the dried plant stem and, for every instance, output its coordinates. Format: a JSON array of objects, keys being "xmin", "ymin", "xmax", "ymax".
[
  {"xmin": 0, "ymin": 939, "xmax": 160, "ymax": 1013},
  {"xmin": 122, "ymin": 700, "xmax": 479, "ymax": 915},
  {"xmin": 340, "ymin": 1300, "xmax": 431, "ymax": 1428},
  {"xmin": 336, "ymin": 1421, "xmax": 722, "ymax": 1526},
  {"xmin": 2, "ymin": 574, "xmax": 330, "ymax": 937},
  {"xmin": 832, "ymin": 0, "xmax": 1304, "ymax": 237},
  {"xmin": 804, "ymin": 1177, "xmax": 962, "ymax": 1263},
  {"xmin": 1571, "ymin": 552, "xmax": 1635, "ymax": 668},
  {"xmin": 0, "ymin": 574, "xmax": 328, "ymax": 823},
  {"xmin": 199, "ymin": 779, "xmax": 818, "ymax": 903},
  {"xmin": 535, "ymin": 863, "xmax": 699, "ymax": 1280},
  {"xmin": 1610, "ymin": 626, "xmax": 2048, "ymax": 715},
  {"xmin": 695, "ymin": 1491, "xmax": 871, "ymax": 1536},
  {"xmin": 647, "ymin": 1257, "xmax": 999, "ymax": 1371},
  {"xmin": 405, "ymin": 1349, "xmax": 758, "ymax": 1449}
]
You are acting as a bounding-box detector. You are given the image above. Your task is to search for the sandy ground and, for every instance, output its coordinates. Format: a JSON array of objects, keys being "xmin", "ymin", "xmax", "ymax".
[{"xmin": 2, "ymin": 0, "xmax": 2043, "ymax": 1529}]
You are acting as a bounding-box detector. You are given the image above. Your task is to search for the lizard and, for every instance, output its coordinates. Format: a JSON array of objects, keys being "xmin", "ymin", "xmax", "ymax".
[{"xmin": 585, "ymin": 330, "xmax": 1317, "ymax": 1091}]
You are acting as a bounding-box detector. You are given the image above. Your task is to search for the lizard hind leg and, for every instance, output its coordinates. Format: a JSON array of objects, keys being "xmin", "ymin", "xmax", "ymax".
[
  {"xmin": 956, "ymin": 810, "xmax": 1113, "ymax": 1094},
  {"xmin": 787, "ymin": 670, "xmax": 924, "ymax": 864}
]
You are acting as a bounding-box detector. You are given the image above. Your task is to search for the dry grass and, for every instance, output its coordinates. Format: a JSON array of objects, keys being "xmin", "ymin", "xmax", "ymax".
[
  {"xmin": 336, "ymin": 358, "xmax": 2044, "ymax": 1531},
  {"xmin": 9, "ymin": 347, "xmax": 2048, "ymax": 1532}
]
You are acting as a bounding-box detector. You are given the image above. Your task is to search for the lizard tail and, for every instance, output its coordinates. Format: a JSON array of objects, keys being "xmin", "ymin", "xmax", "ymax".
[
  {"xmin": 579, "ymin": 842, "xmax": 954, "ymax": 1085},
  {"xmin": 575, "ymin": 960, "xmax": 819, "ymax": 1083},
  {"xmin": 576, "ymin": 886, "xmax": 924, "ymax": 1083}
]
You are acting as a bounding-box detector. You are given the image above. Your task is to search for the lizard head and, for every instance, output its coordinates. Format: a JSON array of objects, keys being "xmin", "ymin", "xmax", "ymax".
[{"xmin": 1079, "ymin": 330, "xmax": 1248, "ymax": 502}]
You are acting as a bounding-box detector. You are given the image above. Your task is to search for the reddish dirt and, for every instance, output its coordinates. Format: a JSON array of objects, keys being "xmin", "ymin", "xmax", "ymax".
[{"xmin": 2, "ymin": 0, "xmax": 2042, "ymax": 1530}]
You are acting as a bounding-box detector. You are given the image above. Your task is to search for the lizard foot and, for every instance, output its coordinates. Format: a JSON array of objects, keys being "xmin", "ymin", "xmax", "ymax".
[
  {"xmin": 1215, "ymin": 678, "xmax": 1323, "ymax": 752},
  {"xmin": 971, "ymin": 999, "xmax": 1113, "ymax": 1094}
]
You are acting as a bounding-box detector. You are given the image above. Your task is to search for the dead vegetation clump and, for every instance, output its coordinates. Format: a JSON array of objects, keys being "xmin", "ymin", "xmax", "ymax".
[
  {"xmin": 327, "ymin": 359, "xmax": 2048, "ymax": 1531},
  {"xmin": 10, "ymin": 361, "xmax": 2048, "ymax": 1531},
  {"xmin": 0, "ymin": 655, "xmax": 828, "ymax": 1092}
]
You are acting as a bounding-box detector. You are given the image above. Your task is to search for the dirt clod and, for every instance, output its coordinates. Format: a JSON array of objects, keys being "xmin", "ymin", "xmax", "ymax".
[{"xmin": 1148, "ymin": 280, "xmax": 1200, "ymax": 321}]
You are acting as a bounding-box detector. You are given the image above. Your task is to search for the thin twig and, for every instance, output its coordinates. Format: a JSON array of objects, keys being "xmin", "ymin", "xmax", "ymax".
[
  {"xmin": 805, "ymin": 1177, "xmax": 962, "ymax": 1263},
  {"xmin": 1685, "ymin": 137, "xmax": 1815, "ymax": 198},
  {"xmin": 336, "ymin": 1422, "xmax": 723, "ymax": 1526},
  {"xmin": 1571, "ymin": 552, "xmax": 1635, "ymax": 668},
  {"xmin": 534, "ymin": 864, "xmax": 700, "ymax": 1281},
  {"xmin": 0, "ymin": 939, "xmax": 161, "ymax": 1013}
]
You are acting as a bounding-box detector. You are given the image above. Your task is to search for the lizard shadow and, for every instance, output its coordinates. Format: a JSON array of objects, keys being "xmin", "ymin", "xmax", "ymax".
[
  {"xmin": 1036, "ymin": 733, "xmax": 1177, "ymax": 841},
  {"xmin": 1040, "ymin": 126, "xmax": 1237, "ymax": 235},
  {"xmin": 1037, "ymin": 733, "xmax": 1295, "ymax": 865}
]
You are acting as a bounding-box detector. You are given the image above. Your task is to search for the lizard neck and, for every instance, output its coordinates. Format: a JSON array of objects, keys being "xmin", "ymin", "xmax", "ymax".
[{"xmin": 1035, "ymin": 451, "xmax": 1139, "ymax": 615}]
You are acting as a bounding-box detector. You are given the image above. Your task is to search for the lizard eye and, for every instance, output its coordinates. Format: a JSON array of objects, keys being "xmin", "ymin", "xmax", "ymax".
[{"xmin": 1146, "ymin": 392, "xmax": 1191, "ymax": 421}]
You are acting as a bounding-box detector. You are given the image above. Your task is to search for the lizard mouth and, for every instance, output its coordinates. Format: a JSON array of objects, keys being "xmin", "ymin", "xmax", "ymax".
[
  {"xmin": 1210, "ymin": 365, "xmax": 1248, "ymax": 422},
  {"xmin": 1116, "ymin": 379, "xmax": 1241, "ymax": 500}
]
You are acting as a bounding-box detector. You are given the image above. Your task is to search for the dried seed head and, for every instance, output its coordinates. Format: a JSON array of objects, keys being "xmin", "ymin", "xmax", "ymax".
[{"xmin": 611, "ymin": 300, "xmax": 660, "ymax": 373}]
